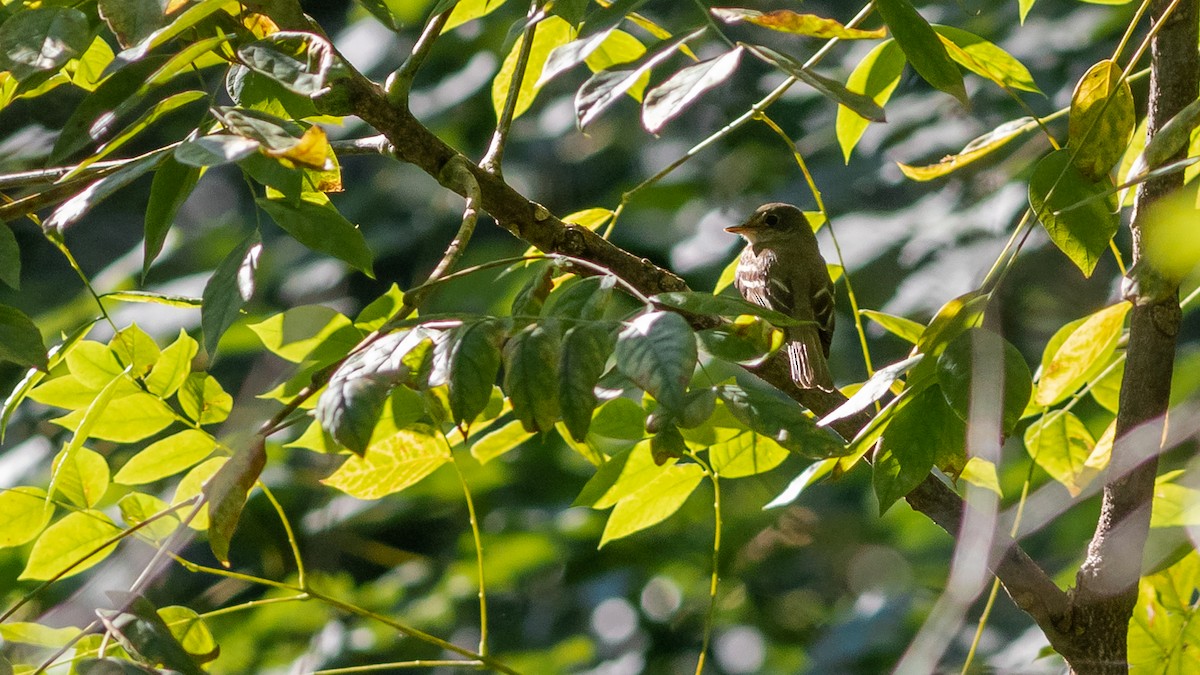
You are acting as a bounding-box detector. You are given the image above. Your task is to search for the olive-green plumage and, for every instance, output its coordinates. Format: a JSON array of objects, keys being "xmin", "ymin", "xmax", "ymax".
[{"xmin": 726, "ymin": 203, "xmax": 835, "ymax": 390}]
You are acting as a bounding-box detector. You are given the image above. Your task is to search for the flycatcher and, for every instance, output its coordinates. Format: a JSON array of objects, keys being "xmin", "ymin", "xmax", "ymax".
[{"xmin": 726, "ymin": 203, "xmax": 835, "ymax": 390}]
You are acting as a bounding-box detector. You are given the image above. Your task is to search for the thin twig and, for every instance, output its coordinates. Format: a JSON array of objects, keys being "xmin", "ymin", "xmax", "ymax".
[
  {"xmin": 481, "ymin": 1, "xmax": 543, "ymax": 175},
  {"xmin": 386, "ymin": 7, "xmax": 455, "ymax": 105}
]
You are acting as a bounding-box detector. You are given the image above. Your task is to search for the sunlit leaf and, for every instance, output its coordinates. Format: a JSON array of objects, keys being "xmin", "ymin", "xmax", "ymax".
[
  {"xmin": 51, "ymin": 445, "xmax": 109, "ymax": 509},
  {"xmin": 1068, "ymin": 59, "xmax": 1135, "ymax": 180},
  {"xmin": 1129, "ymin": 551, "xmax": 1200, "ymax": 674},
  {"xmin": 1036, "ymin": 302, "xmax": 1129, "ymax": 407},
  {"xmin": 471, "ymin": 419, "xmax": 535, "ymax": 464},
  {"xmin": 52, "ymin": 391, "xmax": 176, "ymax": 443},
  {"xmin": 238, "ymin": 32, "xmax": 335, "ymax": 97},
  {"xmin": 1024, "ymin": 410, "xmax": 1097, "ymax": 496},
  {"xmin": 156, "ymin": 606, "xmax": 218, "ymax": 662},
  {"xmin": 819, "ymin": 354, "xmax": 923, "ymax": 428},
  {"xmin": 745, "ymin": 44, "xmax": 886, "ymax": 123},
  {"xmin": 20, "ymin": 510, "xmax": 122, "ymax": 580},
  {"xmin": 584, "ymin": 30, "xmax": 649, "ymax": 100},
  {"xmin": 0, "ymin": 487, "xmax": 52, "ymax": 548},
  {"xmin": 708, "ymin": 431, "xmax": 789, "ymax": 478},
  {"xmin": 711, "ymin": 8, "xmax": 887, "ymax": 39},
  {"xmin": 652, "ymin": 291, "xmax": 799, "ymax": 326},
  {"xmin": 1029, "ymin": 148, "xmax": 1120, "ymax": 277},
  {"xmin": 43, "ymin": 150, "xmax": 169, "ymax": 234},
  {"xmin": 599, "ymin": 462, "xmax": 703, "ymax": 546},
  {"xmin": 898, "ymin": 116, "xmax": 1037, "ymax": 181},
  {"xmin": 642, "ymin": 46, "xmax": 742, "ymax": 134},
  {"xmin": 175, "ymin": 135, "xmax": 261, "ymax": 167},
  {"xmin": 959, "ymin": 457, "xmax": 1002, "ymax": 496},
  {"xmin": 144, "ymin": 329, "xmax": 198, "ymax": 398},
  {"xmin": 111, "ymin": 324, "xmax": 160, "ymax": 379},
  {"xmin": 443, "ymin": 0, "xmax": 510, "ymax": 32},
  {"xmin": 118, "ymin": 492, "xmax": 180, "ymax": 542},
  {"xmin": 575, "ymin": 29, "xmax": 703, "ymax": 129},
  {"xmin": 492, "ymin": 15, "xmax": 576, "ymax": 121},
  {"xmin": 173, "ymin": 457, "xmax": 226, "ymax": 530},
  {"xmin": 837, "ymin": 39, "xmax": 905, "ymax": 162},
  {"xmin": 179, "ymin": 373, "xmax": 232, "ymax": 425},
  {"xmin": 322, "ymin": 425, "xmax": 451, "ymax": 499},
  {"xmin": 114, "ymin": 429, "xmax": 216, "ymax": 485},
  {"xmin": 934, "ymin": 25, "xmax": 1040, "ymax": 94},
  {"xmin": 0, "ymin": 622, "xmax": 79, "ymax": 647}
]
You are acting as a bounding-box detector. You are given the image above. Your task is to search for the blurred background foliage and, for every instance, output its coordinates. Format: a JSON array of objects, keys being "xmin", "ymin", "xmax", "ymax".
[{"xmin": 1, "ymin": 0, "xmax": 1197, "ymax": 673}]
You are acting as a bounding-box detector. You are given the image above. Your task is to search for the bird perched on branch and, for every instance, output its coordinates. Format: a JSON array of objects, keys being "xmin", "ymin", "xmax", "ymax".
[{"xmin": 726, "ymin": 203, "xmax": 835, "ymax": 390}]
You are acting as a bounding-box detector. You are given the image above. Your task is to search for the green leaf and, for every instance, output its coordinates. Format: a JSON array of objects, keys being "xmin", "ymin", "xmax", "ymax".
[
  {"xmin": 544, "ymin": 276, "xmax": 615, "ymax": 320},
  {"xmin": 238, "ymin": 32, "xmax": 335, "ymax": 97},
  {"xmin": 1, "ymin": 323, "xmax": 92, "ymax": 441},
  {"xmin": 959, "ymin": 456, "xmax": 1003, "ymax": 496},
  {"xmin": 917, "ymin": 290, "xmax": 988, "ymax": 357},
  {"xmin": 20, "ymin": 510, "xmax": 122, "ymax": 580},
  {"xmin": 1068, "ymin": 60, "xmax": 1135, "ymax": 180},
  {"xmin": 172, "ymin": 457, "xmax": 226, "ymax": 531},
  {"xmin": 504, "ymin": 322, "xmax": 562, "ymax": 432},
  {"xmin": 52, "ymin": 53, "xmax": 169, "ymax": 161},
  {"xmin": 51, "ymin": 445, "xmax": 110, "ymax": 509},
  {"xmin": 0, "ymin": 223, "xmax": 20, "ymax": 289},
  {"xmin": 584, "ymin": 30, "xmax": 649, "ymax": 100},
  {"xmin": 43, "ymin": 150, "xmax": 169, "ymax": 234},
  {"xmin": 118, "ymin": 492, "xmax": 179, "ymax": 542},
  {"xmin": 642, "ymin": 46, "xmax": 743, "ymax": 134},
  {"xmin": 933, "ymin": 25, "xmax": 1041, "ymax": 94},
  {"xmin": 652, "ymin": 290, "xmax": 800, "ymax": 326},
  {"xmin": 315, "ymin": 331, "xmax": 422, "ymax": 455},
  {"xmin": 615, "ymin": 311, "xmax": 696, "ymax": 412},
  {"xmin": 202, "ymin": 231, "xmax": 262, "ymax": 357},
  {"xmin": 97, "ymin": 593, "xmax": 206, "ymax": 675},
  {"xmin": 709, "ymin": 431, "xmax": 790, "ymax": 478},
  {"xmin": 837, "ymin": 39, "xmax": 905, "ymax": 162},
  {"xmin": 28, "ymin": 374, "xmax": 98, "ymax": 410},
  {"xmin": 204, "ymin": 440, "xmax": 266, "ymax": 565},
  {"xmin": 66, "ymin": 340, "xmax": 126, "ymax": 390},
  {"xmin": 599, "ymin": 462, "xmax": 704, "ymax": 546},
  {"xmin": 1129, "ymin": 552, "xmax": 1200, "ymax": 674},
  {"xmin": 874, "ymin": 0, "xmax": 966, "ymax": 104},
  {"xmin": 71, "ymin": 36, "xmax": 115, "ymax": 91},
  {"xmin": 175, "ymin": 135, "xmax": 260, "ymax": 167},
  {"xmin": 443, "ymin": 0, "xmax": 510, "ymax": 31},
  {"xmin": 1132, "ymin": 96, "xmax": 1200, "ymax": 177},
  {"xmin": 249, "ymin": 305, "xmax": 363, "ymax": 364},
  {"xmin": 1036, "ymin": 302, "xmax": 1130, "ymax": 406},
  {"xmin": 0, "ymin": 7, "xmax": 89, "ymax": 81},
  {"xmin": 111, "ymin": 324, "xmax": 161, "ymax": 379},
  {"xmin": 98, "ymin": 0, "xmax": 171, "ymax": 48},
  {"xmin": 156, "ymin": 606, "xmax": 218, "ymax": 662},
  {"xmin": 354, "ymin": 284, "xmax": 406, "ymax": 330},
  {"xmin": 697, "ymin": 319, "xmax": 781, "ymax": 367},
  {"xmin": 711, "ymin": 8, "xmax": 887, "ymax": 39},
  {"xmin": 144, "ymin": 158, "xmax": 203, "ymax": 278},
  {"xmin": 718, "ymin": 385, "xmax": 845, "ymax": 458},
  {"xmin": 0, "ymin": 304, "xmax": 47, "ymax": 369},
  {"xmin": 178, "ymin": 373, "xmax": 232, "ymax": 425},
  {"xmin": 0, "ymin": 622, "xmax": 79, "ymax": 647},
  {"xmin": 144, "ymin": 329, "xmax": 198, "ymax": 398},
  {"xmin": 101, "ymin": 291, "xmax": 203, "ymax": 308},
  {"xmin": 321, "ymin": 425, "xmax": 452, "ymax": 499},
  {"xmin": 66, "ymin": 90, "xmax": 207, "ymax": 181},
  {"xmin": 470, "ymin": 419, "xmax": 535, "ymax": 464},
  {"xmin": 860, "ymin": 309, "xmax": 925, "ymax": 343},
  {"xmin": 898, "ymin": 116, "xmax": 1038, "ymax": 181},
  {"xmin": 819, "ymin": 354, "xmax": 923, "ymax": 428},
  {"xmin": 559, "ymin": 323, "xmax": 617, "ymax": 441},
  {"xmin": 226, "ymin": 63, "xmax": 321, "ymax": 120},
  {"xmin": 744, "ymin": 44, "xmax": 886, "ymax": 123},
  {"xmin": 114, "ymin": 429, "xmax": 217, "ymax": 486},
  {"xmin": 1023, "ymin": 410, "xmax": 1097, "ymax": 496},
  {"xmin": 540, "ymin": 27, "xmax": 617, "ymax": 87},
  {"xmin": 936, "ymin": 329, "xmax": 1033, "ymax": 436},
  {"xmin": 492, "ymin": 15, "xmax": 576, "ymax": 121},
  {"xmin": 49, "ymin": 369, "xmax": 131, "ymax": 502},
  {"xmin": 575, "ymin": 29, "xmax": 703, "ymax": 129},
  {"xmin": 1150, "ymin": 476, "xmax": 1200, "ymax": 528},
  {"xmin": 52, "ymin": 391, "xmax": 176, "ymax": 443},
  {"xmin": 873, "ymin": 386, "xmax": 963, "ymax": 512},
  {"xmin": 0, "ymin": 487, "xmax": 52, "ymax": 547},
  {"xmin": 113, "ymin": 0, "xmax": 233, "ymax": 64},
  {"xmin": 256, "ymin": 197, "xmax": 375, "ymax": 277},
  {"xmin": 448, "ymin": 319, "xmax": 506, "ymax": 427}
]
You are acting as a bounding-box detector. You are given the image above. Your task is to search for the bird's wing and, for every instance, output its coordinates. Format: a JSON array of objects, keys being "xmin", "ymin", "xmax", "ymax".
[{"xmin": 735, "ymin": 248, "xmax": 797, "ymax": 315}]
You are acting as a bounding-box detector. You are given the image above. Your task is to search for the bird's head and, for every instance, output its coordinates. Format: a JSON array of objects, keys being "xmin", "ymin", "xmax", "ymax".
[{"xmin": 725, "ymin": 203, "xmax": 811, "ymax": 244}]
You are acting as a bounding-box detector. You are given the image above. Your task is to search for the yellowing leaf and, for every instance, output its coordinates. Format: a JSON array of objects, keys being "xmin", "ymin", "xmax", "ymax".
[
  {"xmin": 321, "ymin": 426, "xmax": 451, "ymax": 499},
  {"xmin": 959, "ymin": 457, "xmax": 1002, "ymax": 496},
  {"xmin": 711, "ymin": 8, "xmax": 886, "ymax": 39},
  {"xmin": 266, "ymin": 124, "xmax": 329, "ymax": 169},
  {"xmin": 1068, "ymin": 59, "xmax": 1135, "ymax": 180},
  {"xmin": 898, "ymin": 116, "xmax": 1037, "ymax": 181},
  {"xmin": 1036, "ymin": 302, "xmax": 1130, "ymax": 406},
  {"xmin": 492, "ymin": 15, "xmax": 576, "ymax": 121},
  {"xmin": 1023, "ymin": 411, "xmax": 1096, "ymax": 496},
  {"xmin": 599, "ymin": 462, "xmax": 704, "ymax": 547}
]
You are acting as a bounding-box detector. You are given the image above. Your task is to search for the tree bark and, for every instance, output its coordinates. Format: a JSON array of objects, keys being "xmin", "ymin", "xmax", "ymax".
[{"xmin": 1066, "ymin": 1, "xmax": 1198, "ymax": 672}]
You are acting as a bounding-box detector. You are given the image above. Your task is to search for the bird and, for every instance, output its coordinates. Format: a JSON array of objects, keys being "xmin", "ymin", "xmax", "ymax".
[{"xmin": 725, "ymin": 203, "xmax": 835, "ymax": 390}]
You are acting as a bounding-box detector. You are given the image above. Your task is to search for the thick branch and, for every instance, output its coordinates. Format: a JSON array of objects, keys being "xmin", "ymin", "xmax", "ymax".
[
  {"xmin": 1068, "ymin": 1, "xmax": 1198, "ymax": 672},
  {"xmin": 320, "ymin": 66, "xmax": 1075, "ymax": 645}
]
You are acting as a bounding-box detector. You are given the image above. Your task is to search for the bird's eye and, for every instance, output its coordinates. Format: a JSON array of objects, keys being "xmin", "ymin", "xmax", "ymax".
[{"xmin": 764, "ymin": 213, "xmax": 780, "ymax": 227}]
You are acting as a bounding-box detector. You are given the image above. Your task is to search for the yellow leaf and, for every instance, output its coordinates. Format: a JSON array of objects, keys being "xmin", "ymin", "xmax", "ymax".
[
  {"xmin": 492, "ymin": 15, "xmax": 576, "ymax": 121},
  {"xmin": 1036, "ymin": 302, "xmax": 1130, "ymax": 406}
]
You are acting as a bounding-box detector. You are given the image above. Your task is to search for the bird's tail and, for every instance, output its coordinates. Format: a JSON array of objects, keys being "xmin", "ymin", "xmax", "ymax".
[{"xmin": 786, "ymin": 328, "xmax": 834, "ymax": 391}]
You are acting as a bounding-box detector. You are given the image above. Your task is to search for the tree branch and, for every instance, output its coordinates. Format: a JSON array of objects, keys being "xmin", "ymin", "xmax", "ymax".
[
  {"xmin": 1067, "ymin": 0, "xmax": 1198, "ymax": 671},
  {"xmin": 317, "ymin": 54, "xmax": 1078, "ymax": 652}
]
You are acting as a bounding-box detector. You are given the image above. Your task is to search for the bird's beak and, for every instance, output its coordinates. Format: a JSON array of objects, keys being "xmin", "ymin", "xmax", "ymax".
[{"xmin": 725, "ymin": 222, "xmax": 758, "ymax": 234}]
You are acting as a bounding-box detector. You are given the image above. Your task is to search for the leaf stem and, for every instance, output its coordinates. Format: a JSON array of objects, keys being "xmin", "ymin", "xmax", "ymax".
[
  {"xmin": 482, "ymin": 1, "xmax": 544, "ymax": 175},
  {"xmin": 451, "ymin": 453, "xmax": 489, "ymax": 656}
]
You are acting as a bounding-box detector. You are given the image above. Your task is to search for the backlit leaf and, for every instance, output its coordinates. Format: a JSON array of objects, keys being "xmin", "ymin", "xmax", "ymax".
[
  {"xmin": 837, "ymin": 39, "xmax": 905, "ymax": 162},
  {"xmin": 1129, "ymin": 552, "xmax": 1200, "ymax": 674},
  {"xmin": 492, "ymin": 15, "xmax": 576, "ymax": 121},
  {"xmin": 860, "ymin": 309, "xmax": 925, "ymax": 343},
  {"xmin": 179, "ymin": 373, "xmax": 232, "ymax": 425},
  {"xmin": 322, "ymin": 425, "xmax": 451, "ymax": 499},
  {"xmin": 711, "ymin": 8, "xmax": 886, "ymax": 39},
  {"xmin": 249, "ymin": 305, "xmax": 363, "ymax": 364},
  {"xmin": 1024, "ymin": 410, "xmax": 1097, "ymax": 496},
  {"xmin": 1036, "ymin": 302, "xmax": 1129, "ymax": 406},
  {"xmin": 898, "ymin": 116, "xmax": 1037, "ymax": 181},
  {"xmin": 470, "ymin": 419, "xmax": 535, "ymax": 464},
  {"xmin": 118, "ymin": 492, "xmax": 179, "ymax": 542},
  {"xmin": 0, "ymin": 487, "xmax": 52, "ymax": 547},
  {"xmin": 599, "ymin": 462, "xmax": 703, "ymax": 546},
  {"xmin": 114, "ymin": 429, "xmax": 216, "ymax": 485},
  {"xmin": 1068, "ymin": 60, "xmax": 1135, "ymax": 180},
  {"xmin": 51, "ymin": 445, "xmax": 110, "ymax": 509},
  {"xmin": 52, "ymin": 391, "xmax": 176, "ymax": 443},
  {"xmin": 708, "ymin": 431, "xmax": 789, "ymax": 478},
  {"xmin": 934, "ymin": 25, "xmax": 1040, "ymax": 94},
  {"xmin": 144, "ymin": 329, "xmax": 198, "ymax": 398},
  {"xmin": 20, "ymin": 510, "xmax": 122, "ymax": 580}
]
